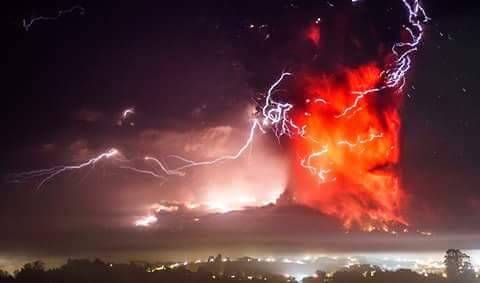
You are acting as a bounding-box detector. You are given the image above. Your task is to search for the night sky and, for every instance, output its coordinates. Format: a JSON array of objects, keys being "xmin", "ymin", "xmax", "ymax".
[{"xmin": 2, "ymin": 0, "xmax": 480, "ymax": 263}]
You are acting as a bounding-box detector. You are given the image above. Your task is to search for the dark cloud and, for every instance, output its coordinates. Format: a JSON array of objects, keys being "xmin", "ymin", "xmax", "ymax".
[{"xmin": 71, "ymin": 109, "xmax": 104, "ymax": 123}]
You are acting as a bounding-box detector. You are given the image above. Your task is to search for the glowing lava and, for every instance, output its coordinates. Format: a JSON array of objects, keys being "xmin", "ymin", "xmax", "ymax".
[{"xmin": 290, "ymin": 64, "xmax": 406, "ymax": 230}]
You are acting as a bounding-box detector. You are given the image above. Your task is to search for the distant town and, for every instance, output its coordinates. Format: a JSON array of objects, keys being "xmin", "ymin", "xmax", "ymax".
[{"xmin": 0, "ymin": 249, "xmax": 477, "ymax": 283}]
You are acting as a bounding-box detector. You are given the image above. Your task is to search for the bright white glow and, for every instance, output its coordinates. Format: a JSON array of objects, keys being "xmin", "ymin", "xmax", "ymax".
[{"xmin": 134, "ymin": 215, "xmax": 158, "ymax": 227}]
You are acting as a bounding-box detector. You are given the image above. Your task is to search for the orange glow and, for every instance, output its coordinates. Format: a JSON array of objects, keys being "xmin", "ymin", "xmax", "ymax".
[{"xmin": 290, "ymin": 63, "xmax": 407, "ymax": 230}]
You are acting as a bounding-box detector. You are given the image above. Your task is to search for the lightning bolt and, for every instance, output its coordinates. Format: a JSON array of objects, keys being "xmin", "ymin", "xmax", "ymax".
[
  {"xmin": 8, "ymin": 148, "xmax": 119, "ymax": 189},
  {"xmin": 301, "ymin": 145, "xmax": 329, "ymax": 177},
  {"xmin": 122, "ymin": 108, "xmax": 135, "ymax": 120},
  {"xmin": 336, "ymin": 0, "xmax": 429, "ymax": 118},
  {"xmin": 163, "ymin": 119, "xmax": 266, "ymax": 173},
  {"xmin": 144, "ymin": 156, "xmax": 186, "ymax": 177},
  {"xmin": 119, "ymin": 165, "xmax": 168, "ymax": 181},
  {"xmin": 387, "ymin": 0, "xmax": 429, "ymax": 89},
  {"xmin": 118, "ymin": 107, "xmax": 135, "ymax": 126},
  {"xmin": 337, "ymin": 133, "xmax": 384, "ymax": 148},
  {"xmin": 22, "ymin": 5, "xmax": 85, "ymax": 31},
  {"xmin": 260, "ymin": 72, "xmax": 306, "ymax": 139}
]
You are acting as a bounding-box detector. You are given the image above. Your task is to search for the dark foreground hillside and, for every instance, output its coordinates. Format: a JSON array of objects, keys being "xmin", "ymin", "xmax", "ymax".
[{"xmin": 0, "ymin": 249, "xmax": 478, "ymax": 283}]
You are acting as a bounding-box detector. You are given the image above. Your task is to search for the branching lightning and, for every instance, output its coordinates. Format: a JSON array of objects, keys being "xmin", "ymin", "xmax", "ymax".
[
  {"xmin": 300, "ymin": 145, "xmax": 329, "ymax": 179},
  {"xmin": 144, "ymin": 156, "xmax": 186, "ymax": 177},
  {"xmin": 337, "ymin": 0, "xmax": 429, "ymax": 118},
  {"xmin": 153, "ymin": 119, "xmax": 267, "ymax": 174},
  {"xmin": 8, "ymin": 148, "xmax": 119, "ymax": 189},
  {"xmin": 387, "ymin": 0, "xmax": 429, "ymax": 89},
  {"xmin": 22, "ymin": 5, "xmax": 85, "ymax": 32}
]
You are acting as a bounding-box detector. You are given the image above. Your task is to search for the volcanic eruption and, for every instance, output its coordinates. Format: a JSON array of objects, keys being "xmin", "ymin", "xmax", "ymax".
[
  {"xmin": 288, "ymin": 63, "xmax": 406, "ymax": 231},
  {"xmin": 269, "ymin": 0, "xmax": 428, "ymax": 231}
]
